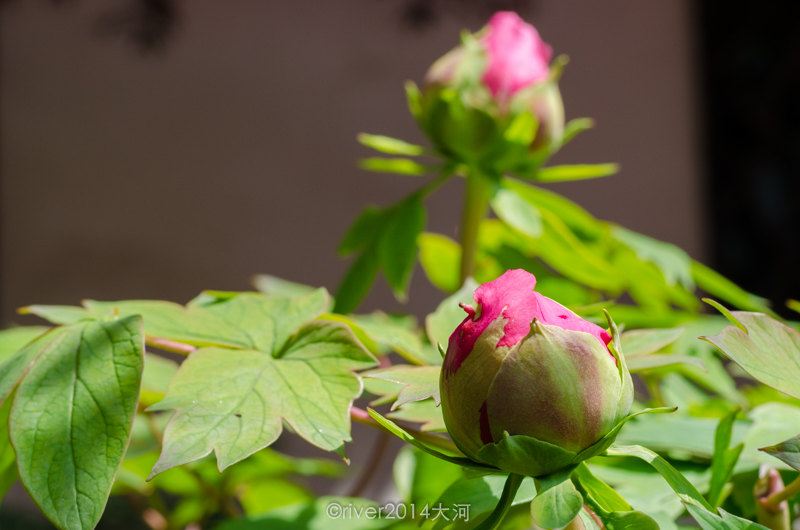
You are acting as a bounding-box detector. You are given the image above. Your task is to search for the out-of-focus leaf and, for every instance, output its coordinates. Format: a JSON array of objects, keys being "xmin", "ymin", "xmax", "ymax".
[
  {"xmin": 140, "ymin": 353, "xmax": 179, "ymax": 408},
  {"xmin": 702, "ymin": 307, "xmax": 800, "ymax": 399},
  {"xmin": 432, "ymin": 473, "xmax": 535, "ymax": 529},
  {"xmin": 681, "ymin": 495, "xmax": 768, "ymax": 530},
  {"xmin": 252, "ymin": 274, "xmax": 316, "ymax": 298},
  {"xmin": 613, "ymin": 227, "xmax": 693, "ymax": 289},
  {"xmin": 759, "ymin": 434, "xmax": 800, "ymax": 471},
  {"xmin": 425, "ymin": 278, "xmax": 477, "ymax": 351},
  {"xmin": 621, "ymin": 328, "xmax": 684, "ymax": 357},
  {"xmin": 350, "ymin": 312, "xmax": 439, "ymax": 365},
  {"xmin": 0, "ymin": 326, "xmax": 49, "ymax": 363},
  {"xmin": 738, "ymin": 403, "xmax": 800, "ymax": 472},
  {"xmin": 491, "ymin": 187, "xmax": 542, "ymax": 237},
  {"xmin": 535, "ymin": 163, "xmax": 619, "ymax": 183},
  {"xmin": 359, "ymin": 157, "xmax": 429, "ymax": 176},
  {"xmin": 358, "ymin": 133, "xmax": 424, "ymax": 156},
  {"xmin": 627, "ymin": 354, "xmax": 705, "ymax": 373},
  {"xmin": 0, "ymin": 397, "xmax": 16, "ymax": 503},
  {"xmin": 418, "ymin": 232, "xmax": 461, "ymax": 293},
  {"xmin": 707, "ymin": 409, "xmax": 744, "ymax": 507},
  {"xmin": 239, "ymin": 479, "xmax": 312, "ymax": 516},
  {"xmin": 18, "ymin": 304, "xmax": 90, "ymax": 325},
  {"xmin": 393, "ymin": 447, "xmax": 462, "ymax": 506},
  {"xmin": 362, "ymin": 365, "xmax": 440, "ymax": 408}
]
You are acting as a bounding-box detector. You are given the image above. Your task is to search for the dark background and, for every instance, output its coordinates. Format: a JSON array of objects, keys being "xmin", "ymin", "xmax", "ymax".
[{"xmin": 1, "ymin": 0, "xmax": 798, "ymax": 527}]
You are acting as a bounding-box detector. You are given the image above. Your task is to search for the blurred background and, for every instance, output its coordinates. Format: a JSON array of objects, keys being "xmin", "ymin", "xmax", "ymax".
[{"xmin": 1, "ymin": 0, "xmax": 798, "ymax": 527}]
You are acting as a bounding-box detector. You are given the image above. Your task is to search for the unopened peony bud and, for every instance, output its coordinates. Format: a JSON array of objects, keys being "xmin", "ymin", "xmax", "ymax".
[{"xmin": 440, "ymin": 269, "xmax": 633, "ymax": 472}]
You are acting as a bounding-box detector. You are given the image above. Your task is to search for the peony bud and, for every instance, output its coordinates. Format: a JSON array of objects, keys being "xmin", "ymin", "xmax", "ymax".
[
  {"xmin": 419, "ymin": 12, "xmax": 565, "ymax": 170},
  {"xmin": 440, "ymin": 269, "xmax": 633, "ymax": 475}
]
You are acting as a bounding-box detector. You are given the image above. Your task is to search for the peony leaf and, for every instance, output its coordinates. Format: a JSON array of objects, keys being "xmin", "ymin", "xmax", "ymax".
[
  {"xmin": 359, "ymin": 157, "xmax": 429, "ymax": 176},
  {"xmin": 362, "ymin": 365, "xmax": 440, "ymax": 409},
  {"xmin": 491, "ymin": 186, "xmax": 543, "ymax": 238},
  {"xmin": 760, "ymin": 434, "xmax": 800, "ymax": 471},
  {"xmin": 681, "ymin": 495, "xmax": 768, "ymax": 530},
  {"xmin": 620, "ymin": 328, "xmax": 684, "ymax": 357},
  {"xmin": 387, "ymin": 399, "xmax": 445, "ymax": 432},
  {"xmin": 149, "ymin": 321, "xmax": 375, "ymax": 476},
  {"xmin": 418, "ymin": 232, "xmax": 461, "ymax": 293},
  {"xmin": 0, "ymin": 326, "xmax": 49, "ymax": 363},
  {"xmin": 701, "ymin": 306, "xmax": 800, "ymax": 399},
  {"xmin": 535, "ymin": 163, "xmax": 619, "ymax": 183},
  {"xmin": 357, "ymin": 133, "xmax": 424, "ymax": 156},
  {"xmin": 9, "ymin": 317, "xmax": 144, "ymax": 530},
  {"xmin": 707, "ymin": 408, "xmax": 744, "ymax": 507},
  {"xmin": 530, "ymin": 476, "xmax": 583, "ymax": 529}
]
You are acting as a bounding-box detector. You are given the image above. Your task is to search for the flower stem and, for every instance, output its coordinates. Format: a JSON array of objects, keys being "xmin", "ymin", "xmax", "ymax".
[
  {"xmin": 763, "ymin": 474, "xmax": 800, "ymax": 510},
  {"xmin": 459, "ymin": 169, "xmax": 494, "ymax": 284},
  {"xmin": 755, "ymin": 467, "xmax": 792, "ymax": 530},
  {"xmin": 350, "ymin": 406, "xmax": 459, "ymax": 453},
  {"xmin": 474, "ymin": 473, "xmax": 524, "ymax": 530}
]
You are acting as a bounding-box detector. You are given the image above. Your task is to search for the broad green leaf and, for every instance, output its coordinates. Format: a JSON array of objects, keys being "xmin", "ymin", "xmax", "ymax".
[
  {"xmin": 603, "ymin": 511, "xmax": 659, "ymax": 530},
  {"xmin": 491, "ymin": 187, "xmax": 542, "ymax": 237},
  {"xmin": 338, "ymin": 206, "xmax": 384, "ymax": 255},
  {"xmin": 359, "ymin": 157, "xmax": 428, "ymax": 176},
  {"xmin": 0, "ymin": 326, "xmax": 48, "ymax": 363},
  {"xmin": 418, "ymin": 232, "xmax": 461, "ymax": 293},
  {"xmin": 760, "ymin": 434, "xmax": 800, "ymax": 471},
  {"xmin": 530, "ymin": 477, "xmax": 583, "ymax": 529},
  {"xmin": 84, "ymin": 299, "xmax": 251, "ymax": 349},
  {"xmin": 621, "ymin": 328, "xmax": 684, "ymax": 357},
  {"xmin": 475, "ymin": 474, "xmax": 525, "ymax": 530},
  {"xmin": 357, "ymin": 133, "xmax": 424, "ymax": 156},
  {"xmin": 393, "ymin": 447, "xmax": 462, "ymax": 506},
  {"xmin": 18, "ymin": 304, "xmax": 90, "ymax": 325},
  {"xmin": 701, "ymin": 309, "xmax": 800, "ymax": 399},
  {"xmin": 739, "ymin": 403, "xmax": 800, "ymax": 471},
  {"xmin": 707, "ymin": 409, "xmax": 744, "ymax": 507},
  {"xmin": 252, "ymin": 274, "xmax": 316, "ymax": 298},
  {"xmin": 10, "ymin": 317, "xmax": 144, "ymax": 530},
  {"xmin": 681, "ymin": 495, "xmax": 768, "ymax": 530},
  {"xmin": 425, "ymin": 278, "xmax": 478, "ymax": 351},
  {"xmin": 535, "ymin": 163, "xmax": 619, "ymax": 183},
  {"xmin": 362, "ymin": 366, "xmax": 440, "ymax": 409},
  {"xmin": 433, "ymin": 473, "xmax": 536, "ymax": 529},
  {"xmin": 203, "ymin": 289, "xmax": 332, "ymax": 354},
  {"xmin": 691, "ymin": 261, "xmax": 772, "ymax": 314},
  {"xmin": 238, "ymin": 478, "xmax": 312, "ymax": 516},
  {"xmin": 613, "ymin": 227, "xmax": 693, "ymax": 289},
  {"xmin": 606, "ymin": 445, "xmax": 713, "ymax": 510},
  {"xmin": 150, "ymin": 322, "xmax": 375, "ymax": 476},
  {"xmin": 333, "ymin": 251, "xmax": 381, "ymax": 315}
]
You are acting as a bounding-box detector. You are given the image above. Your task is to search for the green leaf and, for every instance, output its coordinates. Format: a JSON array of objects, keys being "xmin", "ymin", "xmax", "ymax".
[
  {"xmin": 681, "ymin": 495, "xmax": 768, "ymax": 530},
  {"xmin": 393, "ymin": 446, "xmax": 463, "ymax": 506},
  {"xmin": 10, "ymin": 316, "xmax": 144, "ymax": 530},
  {"xmin": 349, "ymin": 312, "xmax": 439, "ymax": 365},
  {"xmin": 0, "ymin": 326, "xmax": 49, "ymax": 363},
  {"xmin": 613, "ymin": 226, "xmax": 694, "ymax": 289},
  {"xmin": 620, "ymin": 328, "xmax": 684, "ymax": 357},
  {"xmin": 603, "ymin": 511, "xmax": 660, "ymax": 530},
  {"xmin": 707, "ymin": 408, "xmax": 744, "ymax": 507},
  {"xmin": 530, "ymin": 477, "xmax": 583, "ymax": 529},
  {"xmin": 491, "ymin": 187, "xmax": 543, "ymax": 238},
  {"xmin": 84, "ymin": 299, "xmax": 251, "ymax": 349},
  {"xmin": 573, "ymin": 462, "xmax": 631, "ymax": 513},
  {"xmin": 150, "ymin": 321, "xmax": 375, "ymax": 476},
  {"xmin": 362, "ymin": 365, "xmax": 440, "ymax": 409},
  {"xmin": 692, "ymin": 261, "xmax": 772, "ymax": 314},
  {"xmin": 433, "ymin": 473, "xmax": 536, "ymax": 529},
  {"xmin": 425, "ymin": 278, "xmax": 478, "ymax": 351},
  {"xmin": 0, "ymin": 397, "xmax": 16, "ymax": 503},
  {"xmin": 140, "ymin": 353, "xmax": 179, "ymax": 408},
  {"xmin": 0, "ymin": 327, "xmax": 69, "ymax": 405},
  {"xmin": 759, "ymin": 434, "xmax": 800, "ymax": 471},
  {"xmin": 418, "ymin": 232, "xmax": 461, "ymax": 293},
  {"xmin": 535, "ymin": 163, "xmax": 619, "ymax": 183},
  {"xmin": 606, "ymin": 445, "xmax": 713, "ymax": 510},
  {"xmin": 701, "ymin": 308, "xmax": 800, "ymax": 399},
  {"xmin": 475, "ymin": 474, "xmax": 525, "ymax": 530},
  {"xmin": 252, "ymin": 275, "xmax": 316, "ymax": 298},
  {"xmin": 387, "ymin": 399, "xmax": 445, "ymax": 432},
  {"xmin": 359, "ymin": 157, "xmax": 428, "ymax": 176},
  {"xmin": 335, "ymin": 195, "xmax": 427, "ymax": 311},
  {"xmin": 358, "ymin": 133, "xmax": 424, "ymax": 156},
  {"xmin": 560, "ymin": 118, "xmax": 594, "ymax": 146},
  {"xmin": 379, "ymin": 196, "xmax": 426, "ymax": 300},
  {"xmin": 18, "ymin": 304, "xmax": 91, "ymax": 325},
  {"xmin": 627, "ymin": 354, "xmax": 705, "ymax": 373}
]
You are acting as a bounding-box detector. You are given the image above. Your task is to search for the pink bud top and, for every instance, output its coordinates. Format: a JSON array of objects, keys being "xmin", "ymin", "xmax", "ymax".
[
  {"xmin": 481, "ymin": 12, "xmax": 552, "ymax": 100},
  {"xmin": 444, "ymin": 269, "xmax": 611, "ymax": 374}
]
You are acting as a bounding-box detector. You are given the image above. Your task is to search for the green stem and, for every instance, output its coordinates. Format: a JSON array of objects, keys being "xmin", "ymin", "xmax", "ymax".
[
  {"xmin": 459, "ymin": 169, "xmax": 494, "ymax": 284},
  {"xmin": 475, "ymin": 473, "xmax": 524, "ymax": 530},
  {"xmin": 764, "ymin": 474, "xmax": 800, "ymax": 510}
]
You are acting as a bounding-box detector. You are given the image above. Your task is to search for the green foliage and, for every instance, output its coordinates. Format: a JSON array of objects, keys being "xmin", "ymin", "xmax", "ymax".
[
  {"xmin": 9, "ymin": 317, "xmax": 144, "ymax": 530},
  {"xmin": 760, "ymin": 434, "xmax": 800, "ymax": 471},
  {"xmin": 530, "ymin": 477, "xmax": 583, "ymax": 529}
]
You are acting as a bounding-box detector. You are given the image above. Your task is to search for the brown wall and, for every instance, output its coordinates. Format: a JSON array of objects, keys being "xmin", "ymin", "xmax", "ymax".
[{"xmin": 1, "ymin": 0, "xmax": 703, "ymax": 323}]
